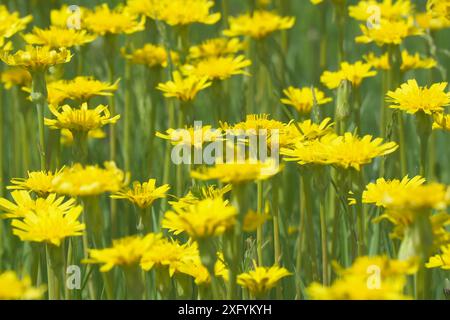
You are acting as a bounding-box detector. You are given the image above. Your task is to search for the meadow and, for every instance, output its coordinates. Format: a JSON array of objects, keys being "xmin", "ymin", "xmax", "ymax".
[{"xmin": 0, "ymin": 0, "xmax": 449, "ymax": 300}]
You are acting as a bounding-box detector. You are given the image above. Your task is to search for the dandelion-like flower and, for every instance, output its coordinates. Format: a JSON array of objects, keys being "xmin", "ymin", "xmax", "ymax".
[
  {"xmin": 23, "ymin": 26, "xmax": 97, "ymax": 49},
  {"xmin": 349, "ymin": 0, "xmax": 414, "ymax": 22},
  {"xmin": 432, "ymin": 113, "xmax": 450, "ymax": 131},
  {"xmin": 0, "ymin": 271, "xmax": 45, "ymax": 300},
  {"xmin": 224, "ymin": 11, "xmax": 295, "ymax": 39},
  {"xmin": 162, "ymin": 198, "xmax": 237, "ymax": 238},
  {"xmin": 84, "ymin": 233, "xmax": 161, "ymax": 272},
  {"xmin": 386, "ymin": 79, "xmax": 450, "ymax": 114},
  {"xmin": 45, "ymin": 103, "xmax": 120, "ymax": 133},
  {"xmin": 281, "ymin": 86, "xmax": 332, "ymax": 114},
  {"xmin": 364, "ymin": 51, "xmax": 437, "ymax": 71},
  {"xmin": 156, "ymin": 125, "xmax": 223, "ymax": 149},
  {"xmin": 356, "ymin": 18, "xmax": 422, "ymax": 46},
  {"xmin": 0, "ymin": 6, "xmax": 32, "ymax": 48},
  {"xmin": 181, "ymin": 55, "xmax": 251, "ymax": 81},
  {"xmin": 188, "ymin": 38, "xmax": 245, "ymax": 60},
  {"xmin": 426, "ymin": 245, "xmax": 450, "ymax": 270},
  {"xmin": 111, "ymin": 179, "xmax": 170, "ymax": 209},
  {"xmin": 8, "ymin": 169, "xmax": 62, "ymax": 196},
  {"xmin": 321, "ymin": 61, "xmax": 377, "ymax": 89},
  {"xmin": 237, "ymin": 262, "xmax": 291, "ymax": 298},
  {"xmin": 157, "ymin": 71, "xmax": 211, "ymax": 102},
  {"xmin": 122, "ymin": 44, "xmax": 179, "ymax": 68},
  {"xmin": 1, "ymin": 68, "xmax": 31, "ymax": 89}
]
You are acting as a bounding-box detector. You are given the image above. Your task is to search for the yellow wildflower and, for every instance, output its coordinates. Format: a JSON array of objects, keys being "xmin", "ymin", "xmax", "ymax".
[
  {"xmin": 356, "ymin": 18, "xmax": 422, "ymax": 45},
  {"xmin": 181, "ymin": 55, "xmax": 251, "ymax": 81},
  {"xmin": 0, "ymin": 271, "xmax": 45, "ymax": 300},
  {"xmin": 157, "ymin": 71, "xmax": 211, "ymax": 102},
  {"xmin": 426, "ymin": 245, "xmax": 450, "ymax": 270},
  {"xmin": 156, "ymin": 125, "xmax": 223, "ymax": 149},
  {"xmin": 1, "ymin": 67, "xmax": 31, "ymax": 89},
  {"xmin": 23, "ymin": 26, "xmax": 96, "ymax": 48},
  {"xmin": 121, "ymin": 44, "xmax": 179, "ymax": 68},
  {"xmin": 0, "ymin": 46, "xmax": 72, "ymax": 71},
  {"xmin": 0, "ymin": 5, "xmax": 32, "ymax": 47},
  {"xmin": 111, "ymin": 179, "xmax": 170, "ymax": 209},
  {"xmin": 8, "ymin": 169, "xmax": 62, "ymax": 196},
  {"xmin": 321, "ymin": 61, "xmax": 377, "ymax": 89},
  {"xmin": 281, "ymin": 86, "xmax": 332, "ymax": 114},
  {"xmin": 432, "ymin": 113, "xmax": 450, "ymax": 130},
  {"xmin": 189, "ymin": 38, "xmax": 246, "ymax": 60},
  {"xmin": 349, "ymin": 0, "xmax": 414, "ymax": 22}
]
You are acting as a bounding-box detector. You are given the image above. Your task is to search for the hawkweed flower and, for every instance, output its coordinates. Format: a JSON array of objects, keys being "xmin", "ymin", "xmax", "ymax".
[
  {"xmin": 188, "ymin": 38, "xmax": 246, "ymax": 60},
  {"xmin": 84, "ymin": 4, "xmax": 145, "ymax": 36},
  {"xmin": 0, "ymin": 6, "xmax": 32, "ymax": 47},
  {"xmin": 121, "ymin": 44, "xmax": 179, "ymax": 68},
  {"xmin": 157, "ymin": 71, "xmax": 211, "ymax": 102},
  {"xmin": 84, "ymin": 233, "xmax": 161, "ymax": 272},
  {"xmin": 386, "ymin": 79, "xmax": 450, "ymax": 115},
  {"xmin": 11, "ymin": 205, "xmax": 85, "ymax": 246},
  {"xmin": 0, "ymin": 191, "xmax": 76, "ymax": 219},
  {"xmin": 355, "ymin": 18, "xmax": 422, "ymax": 45},
  {"xmin": 0, "ymin": 271, "xmax": 45, "ymax": 300},
  {"xmin": 281, "ymin": 86, "xmax": 332, "ymax": 114},
  {"xmin": 415, "ymin": 11, "xmax": 450, "ymax": 30},
  {"xmin": 50, "ymin": 5, "xmax": 87, "ymax": 28},
  {"xmin": 1, "ymin": 68, "xmax": 31, "ymax": 89},
  {"xmin": 364, "ymin": 51, "xmax": 437, "ymax": 72},
  {"xmin": 156, "ymin": 125, "xmax": 223, "ymax": 149},
  {"xmin": 320, "ymin": 61, "xmax": 376, "ymax": 89},
  {"xmin": 432, "ymin": 113, "xmax": 450, "ymax": 130},
  {"xmin": 52, "ymin": 162, "xmax": 128, "ymax": 197},
  {"xmin": 243, "ymin": 208, "xmax": 271, "ymax": 232},
  {"xmin": 8, "ymin": 169, "xmax": 62, "ymax": 196},
  {"xmin": 237, "ymin": 262, "xmax": 291, "ymax": 298},
  {"xmin": 224, "ymin": 11, "xmax": 295, "ymax": 39},
  {"xmin": 111, "ymin": 179, "xmax": 170, "ymax": 209},
  {"xmin": 426, "ymin": 245, "xmax": 450, "ymax": 270},
  {"xmin": 349, "ymin": 0, "xmax": 414, "ymax": 22},
  {"xmin": 23, "ymin": 26, "xmax": 97, "ymax": 49},
  {"xmin": 168, "ymin": 184, "xmax": 232, "ymax": 210},
  {"xmin": 45, "ymin": 103, "xmax": 120, "ymax": 133},
  {"xmin": 427, "ymin": 0, "xmax": 450, "ymax": 22},
  {"xmin": 162, "ymin": 198, "xmax": 237, "ymax": 239},
  {"xmin": 307, "ymin": 256, "xmax": 416, "ymax": 300},
  {"xmin": 178, "ymin": 253, "xmax": 229, "ymax": 286},
  {"xmin": 181, "ymin": 55, "xmax": 251, "ymax": 81}
]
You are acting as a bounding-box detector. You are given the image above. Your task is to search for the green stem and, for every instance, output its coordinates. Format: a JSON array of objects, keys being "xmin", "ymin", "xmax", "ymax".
[
  {"xmin": 46, "ymin": 243, "xmax": 63, "ymax": 300},
  {"xmin": 31, "ymin": 71, "xmax": 48, "ymax": 171},
  {"xmin": 256, "ymin": 181, "xmax": 263, "ymax": 266},
  {"xmin": 72, "ymin": 131, "xmax": 88, "ymax": 164}
]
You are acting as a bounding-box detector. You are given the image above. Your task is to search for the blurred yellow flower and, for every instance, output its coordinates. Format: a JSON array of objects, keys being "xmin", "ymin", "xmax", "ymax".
[
  {"xmin": 243, "ymin": 208, "xmax": 270, "ymax": 232},
  {"xmin": 189, "ymin": 38, "xmax": 245, "ymax": 60},
  {"xmin": 356, "ymin": 18, "xmax": 422, "ymax": 45},
  {"xmin": 156, "ymin": 125, "xmax": 223, "ymax": 149},
  {"xmin": 50, "ymin": 5, "xmax": 87, "ymax": 29},
  {"xmin": 415, "ymin": 12, "xmax": 450, "ymax": 30},
  {"xmin": 427, "ymin": 0, "xmax": 450, "ymax": 22},
  {"xmin": 45, "ymin": 103, "xmax": 120, "ymax": 133},
  {"xmin": 52, "ymin": 162, "xmax": 128, "ymax": 197},
  {"xmin": 157, "ymin": 71, "xmax": 211, "ymax": 102},
  {"xmin": 178, "ymin": 252, "xmax": 229, "ymax": 285},
  {"xmin": 321, "ymin": 61, "xmax": 377, "ymax": 89},
  {"xmin": 432, "ymin": 113, "xmax": 450, "ymax": 130},
  {"xmin": 237, "ymin": 262, "xmax": 291, "ymax": 297},
  {"xmin": 386, "ymin": 79, "xmax": 450, "ymax": 114},
  {"xmin": 168, "ymin": 184, "xmax": 232, "ymax": 211},
  {"xmin": 8, "ymin": 169, "xmax": 62, "ymax": 196},
  {"xmin": 349, "ymin": 0, "xmax": 413, "ymax": 22},
  {"xmin": 0, "ymin": 5, "xmax": 32, "ymax": 47},
  {"xmin": 0, "ymin": 46, "xmax": 72, "ymax": 71},
  {"xmin": 181, "ymin": 55, "xmax": 251, "ymax": 81},
  {"xmin": 281, "ymin": 86, "xmax": 332, "ymax": 114},
  {"xmin": 23, "ymin": 26, "xmax": 96, "ymax": 49},
  {"xmin": 364, "ymin": 51, "xmax": 437, "ymax": 71},
  {"xmin": 84, "ymin": 233, "xmax": 161, "ymax": 272},
  {"xmin": 0, "ymin": 271, "xmax": 45, "ymax": 300},
  {"xmin": 84, "ymin": 4, "xmax": 145, "ymax": 36},
  {"xmin": 122, "ymin": 44, "xmax": 179, "ymax": 68},
  {"xmin": 426, "ymin": 245, "xmax": 450, "ymax": 270},
  {"xmin": 111, "ymin": 179, "xmax": 170, "ymax": 209},
  {"xmin": 162, "ymin": 198, "xmax": 237, "ymax": 238},
  {"xmin": 224, "ymin": 10, "xmax": 295, "ymax": 39},
  {"xmin": 1, "ymin": 67, "xmax": 31, "ymax": 89}
]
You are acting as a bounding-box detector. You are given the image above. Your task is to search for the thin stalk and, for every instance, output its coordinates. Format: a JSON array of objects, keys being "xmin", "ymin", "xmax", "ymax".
[
  {"xmin": 256, "ymin": 181, "xmax": 263, "ymax": 266},
  {"xmin": 46, "ymin": 244, "xmax": 62, "ymax": 300},
  {"xmin": 319, "ymin": 195, "xmax": 329, "ymax": 285},
  {"xmin": 31, "ymin": 71, "xmax": 48, "ymax": 171}
]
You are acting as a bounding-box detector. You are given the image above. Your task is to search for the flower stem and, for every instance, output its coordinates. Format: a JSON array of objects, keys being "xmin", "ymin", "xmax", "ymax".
[
  {"xmin": 31, "ymin": 71, "xmax": 48, "ymax": 171},
  {"xmin": 46, "ymin": 243, "xmax": 63, "ymax": 300},
  {"xmin": 256, "ymin": 181, "xmax": 264, "ymax": 266}
]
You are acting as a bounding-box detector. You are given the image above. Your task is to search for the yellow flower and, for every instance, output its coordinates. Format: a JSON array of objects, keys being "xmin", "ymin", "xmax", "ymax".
[
  {"xmin": 432, "ymin": 113, "xmax": 450, "ymax": 130},
  {"xmin": 386, "ymin": 79, "xmax": 450, "ymax": 114},
  {"xmin": 111, "ymin": 179, "xmax": 170, "ymax": 209},
  {"xmin": 121, "ymin": 44, "xmax": 179, "ymax": 68},
  {"xmin": 287, "ymin": 118, "xmax": 335, "ymax": 143},
  {"xmin": 0, "ymin": 191, "xmax": 76, "ymax": 219},
  {"xmin": 0, "ymin": 5, "xmax": 32, "ymax": 47},
  {"xmin": 415, "ymin": 12, "xmax": 450, "ymax": 30},
  {"xmin": 307, "ymin": 256, "xmax": 415, "ymax": 300},
  {"xmin": 364, "ymin": 51, "xmax": 437, "ymax": 71},
  {"xmin": 157, "ymin": 71, "xmax": 211, "ymax": 102},
  {"xmin": 224, "ymin": 10, "xmax": 295, "ymax": 39},
  {"xmin": 281, "ymin": 86, "xmax": 332, "ymax": 114},
  {"xmin": 363, "ymin": 52, "xmax": 390, "ymax": 70},
  {"xmin": 0, "ymin": 46, "xmax": 72, "ymax": 71},
  {"xmin": 349, "ymin": 0, "xmax": 414, "ymax": 22},
  {"xmin": 84, "ymin": 4, "xmax": 145, "ymax": 36},
  {"xmin": 427, "ymin": 0, "xmax": 450, "ymax": 22},
  {"xmin": 61, "ymin": 128, "xmax": 106, "ymax": 146},
  {"xmin": 45, "ymin": 103, "xmax": 120, "ymax": 133},
  {"xmin": 156, "ymin": 125, "xmax": 223, "ymax": 149},
  {"xmin": 11, "ymin": 204, "xmax": 85, "ymax": 246},
  {"xmin": 189, "ymin": 38, "xmax": 246, "ymax": 60},
  {"xmin": 181, "ymin": 55, "xmax": 251, "ymax": 81},
  {"xmin": 8, "ymin": 169, "xmax": 62, "ymax": 196},
  {"xmin": 356, "ymin": 18, "xmax": 422, "ymax": 45},
  {"xmin": 162, "ymin": 198, "xmax": 237, "ymax": 238},
  {"xmin": 178, "ymin": 252, "xmax": 229, "ymax": 285},
  {"xmin": 50, "ymin": 5, "xmax": 87, "ymax": 28},
  {"xmin": 243, "ymin": 207, "xmax": 271, "ymax": 232},
  {"xmin": 426, "ymin": 245, "xmax": 450, "ymax": 270},
  {"xmin": 237, "ymin": 262, "xmax": 291, "ymax": 297},
  {"xmin": 84, "ymin": 233, "xmax": 161, "ymax": 272},
  {"xmin": 1, "ymin": 67, "xmax": 31, "ymax": 89},
  {"xmin": 43, "ymin": 76, "xmax": 120, "ymax": 106},
  {"xmin": 310, "ymin": 0, "xmax": 324, "ymax": 4},
  {"xmin": 0, "ymin": 271, "xmax": 45, "ymax": 300},
  {"xmin": 321, "ymin": 61, "xmax": 377, "ymax": 89},
  {"xmin": 168, "ymin": 184, "xmax": 232, "ymax": 210},
  {"xmin": 140, "ymin": 238, "xmax": 198, "ymax": 276},
  {"xmin": 23, "ymin": 26, "xmax": 97, "ymax": 49},
  {"xmin": 52, "ymin": 162, "xmax": 128, "ymax": 197},
  {"xmin": 191, "ymin": 159, "xmax": 282, "ymax": 184},
  {"xmin": 362, "ymin": 175, "xmax": 426, "ymax": 207}
]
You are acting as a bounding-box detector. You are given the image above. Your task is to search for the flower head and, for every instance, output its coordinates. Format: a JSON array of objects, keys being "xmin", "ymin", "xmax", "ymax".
[
  {"xmin": 1, "ymin": 46, "xmax": 72, "ymax": 71},
  {"xmin": 364, "ymin": 51, "xmax": 437, "ymax": 71},
  {"xmin": 0, "ymin": 271, "xmax": 45, "ymax": 300},
  {"xmin": 0, "ymin": 6, "xmax": 32, "ymax": 47},
  {"xmin": 45, "ymin": 103, "xmax": 120, "ymax": 133},
  {"xmin": 84, "ymin": 233, "xmax": 161, "ymax": 272},
  {"xmin": 122, "ymin": 44, "xmax": 179, "ymax": 68},
  {"xmin": 1, "ymin": 67, "xmax": 31, "ymax": 89},
  {"xmin": 162, "ymin": 198, "xmax": 237, "ymax": 239},
  {"xmin": 427, "ymin": 0, "xmax": 450, "ymax": 22},
  {"xmin": 52, "ymin": 162, "xmax": 128, "ymax": 197},
  {"xmin": 224, "ymin": 10, "xmax": 295, "ymax": 39},
  {"xmin": 432, "ymin": 113, "xmax": 450, "ymax": 130},
  {"xmin": 321, "ymin": 61, "xmax": 377, "ymax": 89},
  {"xmin": 426, "ymin": 245, "xmax": 450, "ymax": 270},
  {"xmin": 8, "ymin": 169, "xmax": 62, "ymax": 196},
  {"xmin": 84, "ymin": 4, "xmax": 145, "ymax": 36},
  {"xmin": 23, "ymin": 26, "xmax": 96, "ymax": 48},
  {"xmin": 157, "ymin": 71, "xmax": 211, "ymax": 102},
  {"xmin": 237, "ymin": 262, "xmax": 291, "ymax": 297},
  {"xmin": 281, "ymin": 86, "xmax": 332, "ymax": 114},
  {"xmin": 156, "ymin": 125, "xmax": 223, "ymax": 149},
  {"xmin": 356, "ymin": 18, "xmax": 422, "ymax": 45},
  {"xmin": 111, "ymin": 179, "xmax": 170, "ymax": 209},
  {"xmin": 189, "ymin": 38, "xmax": 245, "ymax": 60},
  {"xmin": 181, "ymin": 55, "xmax": 251, "ymax": 81},
  {"xmin": 349, "ymin": 0, "xmax": 414, "ymax": 22},
  {"xmin": 386, "ymin": 79, "xmax": 450, "ymax": 114},
  {"xmin": 177, "ymin": 252, "xmax": 229, "ymax": 285}
]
